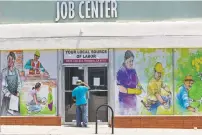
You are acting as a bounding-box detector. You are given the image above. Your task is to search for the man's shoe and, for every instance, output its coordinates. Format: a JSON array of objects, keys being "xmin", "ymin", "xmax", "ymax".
[
  {"xmin": 82, "ymin": 124, "xmax": 88, "ymax": 128},
  {"xmin": 77, "ymin": 124, "xmax": 82, "ymax": 127}
]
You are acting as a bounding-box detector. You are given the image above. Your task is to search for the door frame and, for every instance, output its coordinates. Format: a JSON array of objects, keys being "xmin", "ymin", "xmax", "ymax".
[
  {"xmin": 62, "ymin": 65, "xmax": 86, "ymax": 125},
  {"xmin": 86, "ymin": 66, "xmax": 108, "ymax": 123},
  {"xmin": 62, "ymin": 64, "xmax": 109, "ymax": 125}
]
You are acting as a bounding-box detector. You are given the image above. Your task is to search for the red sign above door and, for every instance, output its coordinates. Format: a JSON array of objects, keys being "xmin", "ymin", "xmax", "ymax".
[{"xmin": 63, "ymin": 49, "xmax": 109, "ymax": 63}]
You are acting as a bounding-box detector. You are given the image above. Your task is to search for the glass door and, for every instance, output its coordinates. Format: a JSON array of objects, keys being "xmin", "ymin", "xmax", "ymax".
[
  {"xmin": 88, "ymin": 67, "xmax": 108, "ymax": 122},
  {"xmin": 64, "ymin": 66, "xmax": 84, "ymax": 123}
]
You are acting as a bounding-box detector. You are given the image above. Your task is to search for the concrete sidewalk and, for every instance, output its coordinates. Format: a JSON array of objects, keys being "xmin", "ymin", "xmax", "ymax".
[{"xmin": 0, "ymin": 125, "xmax": 202, "ymax": 135}]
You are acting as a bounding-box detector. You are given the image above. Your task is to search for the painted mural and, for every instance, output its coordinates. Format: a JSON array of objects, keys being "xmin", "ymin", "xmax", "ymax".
[
  {"xmin": 115, "ymin": 49, "xmax": 173, "ymax": 115},
  {"xmin": 0, "ymin": 51, "xmax": 23, "ymax": 116},
  {"xmin": 0, "ymin": 50, "xmax": 57, "ymax": 116},
  {"xmin": 2, "ymin": 48, "xmax": 202, "ymax": 116},
  {"xmin": 23, "ymin": 50, "xmax": 57, "ymax": 80},
  {"xmin": 20, "ymin": 80, "xmax": 57, "ymax": 115},
  {"xmin": 174, "ymin": 49, "xmax": 202, "ymax": 115}
]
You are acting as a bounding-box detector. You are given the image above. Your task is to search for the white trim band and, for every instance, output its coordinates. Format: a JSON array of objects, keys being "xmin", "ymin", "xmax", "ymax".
[{"xmin": 0, "ymin": 22, "xmax": 202, "ymax": 49}]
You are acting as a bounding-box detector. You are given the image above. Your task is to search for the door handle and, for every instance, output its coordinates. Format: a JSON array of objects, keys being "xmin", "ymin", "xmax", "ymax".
[
  {"xmin": 97, "ymin": 120, "xmax": 102, "ymax": 122},
  {"xmin": 89, "ymin": 90, "xmax": 108, "ymax": 92}
]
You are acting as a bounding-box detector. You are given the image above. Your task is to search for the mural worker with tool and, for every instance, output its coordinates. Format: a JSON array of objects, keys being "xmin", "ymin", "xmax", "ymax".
[
  {"xmin": 116, "ymin": 50, "xmax": 144, "ymax": 115},
  {"xmin": 1, "ymin": 51, "xmax": 22, "ymax": 116},
  {"xmin": 141, "ymin": 62, "xmax": 171, "ymax": 115},
  {"xmin": 176, "ymin": 75, "xmax": 196, "ymax": 112},
  {"xmin": 72, "ymin": 80, "xmax": 90, "ymax": 127},
  {"xmin": 24, "ymin": 50, "xmax": 49, "ymax": 78}
]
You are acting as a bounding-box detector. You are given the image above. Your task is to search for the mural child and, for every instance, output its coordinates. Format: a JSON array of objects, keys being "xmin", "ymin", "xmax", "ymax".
[
  {"xmin": 176, "ymin": 75, "xmax": 196, "ymax": 112},
  {"xmin": 48, "ymin": 86, "xmax": 53, "ymax": 111},
  {"xmin": 116, "ymin": 50, "xmax": 143, "ymax": 115},
  {"xmin": 24, "ymin": 50, "xmax": 49, "ymax": 78},
  {"xmin": 141, "ymin": 62, "xmax": 172, "ymax": 115},
  {"xmin": 1, "ymin": 51, "xmax": 22, "ymax": 116}
]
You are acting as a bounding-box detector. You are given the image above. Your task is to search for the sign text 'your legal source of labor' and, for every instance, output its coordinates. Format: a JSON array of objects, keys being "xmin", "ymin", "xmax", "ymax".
[{"xmin": 55, "ymin": 0, "xmax": 118, "ymax": 21}]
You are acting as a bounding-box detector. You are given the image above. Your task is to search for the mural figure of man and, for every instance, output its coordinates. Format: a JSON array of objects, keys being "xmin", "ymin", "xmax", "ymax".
[
  {"xmin": 24, "ymin": 50, "xmax": 47, "ymax": 76},
  {"xmin": 142, "ymin": 62, "xmax": 171, "ymax": 115},
  {"xmin": 0, "ymin": 51, "xmax": 22, "ymax": 116},
  {"xmin": 176, "ymin": 75, "xmax": 196, "ymax": 112}
]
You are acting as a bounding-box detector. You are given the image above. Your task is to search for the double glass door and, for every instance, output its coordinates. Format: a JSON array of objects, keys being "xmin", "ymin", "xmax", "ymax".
[{"xmin": 64, "ymin": 66, "xmax": 108, "ymax": 123}]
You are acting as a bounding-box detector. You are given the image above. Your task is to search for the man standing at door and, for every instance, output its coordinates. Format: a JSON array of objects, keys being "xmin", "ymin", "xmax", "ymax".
[{"xmin": 72, "ymin": 80, "xmax": 90, "ymax": 127}]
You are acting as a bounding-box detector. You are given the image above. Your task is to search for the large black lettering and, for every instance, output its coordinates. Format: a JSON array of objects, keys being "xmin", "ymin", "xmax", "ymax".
[
  {"xmin": 83, "ymin": 54, "xmax": 96, "ymax": 58},
  {"xmin": 65, "ymin": 50, "xmax": 76, "ymax": 54},
  {"xmin": 91, "ymin": 50, "xmax": 107, "ymax": 53},
  {"xmin": 76, "ymin": 55, "xmax": 82, "ymax": 58}
]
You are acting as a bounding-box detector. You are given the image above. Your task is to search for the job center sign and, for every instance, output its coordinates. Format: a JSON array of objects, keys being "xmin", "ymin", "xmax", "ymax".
[
  {"xmin": 63, "ymin": 49, "xmax": 109, "ymax": 63},
  {"xmin": 55, "ymin": 0, "xmax": 118, "ymax": 22}
]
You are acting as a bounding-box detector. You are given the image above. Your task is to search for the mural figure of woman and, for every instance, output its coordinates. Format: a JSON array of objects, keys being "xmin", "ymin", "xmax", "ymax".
[
  {"xmin": 116, "ymin": 50, "xmax": 143, "ymax": 115},
  {"xmin": 27, "ymin": 82, "xmax": 43, "ymax": 113}
]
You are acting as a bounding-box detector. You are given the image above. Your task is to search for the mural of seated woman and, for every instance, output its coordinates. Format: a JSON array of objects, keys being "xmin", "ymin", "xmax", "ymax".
[{"xmin": 27, "ymin": 82, "xmax": 47, "ymax": 113}]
